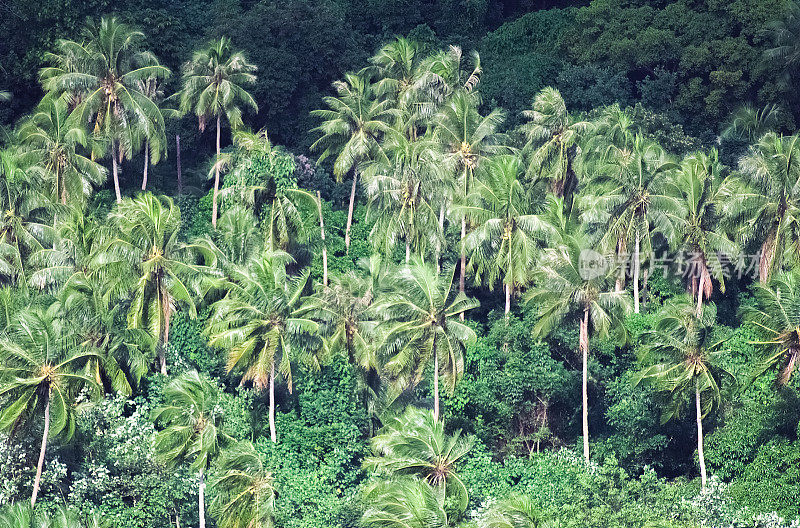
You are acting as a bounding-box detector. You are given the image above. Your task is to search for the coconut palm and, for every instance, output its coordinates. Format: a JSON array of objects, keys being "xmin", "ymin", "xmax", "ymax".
[
  {"xmin": 179, "ymin": 37, "xmax": 258, "ymax": 228},
  {"xmin": 580, "ymin": 135, "xmax": 680, "ymax": 312},
  {"xmin": 723, "ymin": 132, "xmax": 800, "ymax": 283},
  {"xmin": 765, "ymin": 0, "xmax": 800, "ymax": 80},
  {"xmin": 434, "ymin": 92, "xmax": 505, "ymax": 298},
  {"xmin": 17, "ymin": 94, "xmax": 106, "ymax": 205},
  {"xmin": 206, "ymin": 250, "xmax": 321, "ymax": 443},
  {"xmin": 210, "ymin": 441, "xmax": 275, "ymax": 528},
  {"xmin": 520, "ymin": 87, "xmax": 590, "ymax": 200},
  {"xmin": 666, "ymin": 151, "xmax": 738, "ymax": 315},
  {"xmin": 361, "ymin": 130, "xmax": 445, "ymax": 262},
  {"xmin": 365, "ymin": 405, "xmax": 473, "ymax": 511},
  {"xmin": 741, "ymin": 270, "xmax": 800, "ymax": 385},
  {"xmin": 101, "ymin": 193, "xmax": 213, "ymax": 374},
  {"xmin": 416, "ymin": 45, "xmax": 484, "ymax": 119},
  {"xmin": 311, "ymin": 72, "xmax": 395, "ymax": 250},
  {"xmin": 634, "ymin": 297, "xmax": 732, "ymax": 490},
  {"xmin": 297, "ymin": 265, "xmax": 381, "ymax": 425},
  {"xmin": 479, "ymin": 494, "xmax": 555, "ymax": 528},
  {"xmin": 153, "ymin": 371, "xmax": 231, "ymax": 528},
  {"xmin": 361, "ymin": 477, "xmax": 448, "ymax": 528},
  {"xmin": 721, "ymin": 104, "xmax": 784, "ymax": 143},
  {"xmin": 41, "ymin": 17, "xmax": 170, "ymax": 203},
  {"xmin": 458, "ymin": 154, "xmax": 552, "ymax": 315},
  {"xmin": 375, "ymin": 259, "xmax": 478, "ymax": 421},
  {"xmin": 0, "ymin": 305, "xmax": 100, "ymax": 507},
  {"xmin": 525, "ymin": 228, "xmax": 631, "ymax": 463},
  {"xmin": 135, "ymin": 54, "xmax": 169, "ymax": 191}
]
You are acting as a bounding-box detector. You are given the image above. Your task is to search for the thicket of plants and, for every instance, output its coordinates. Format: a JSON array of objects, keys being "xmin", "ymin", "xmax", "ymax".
[{"xmin": 0, "ymin": 3, "xmax": 799, "ymax": 528}]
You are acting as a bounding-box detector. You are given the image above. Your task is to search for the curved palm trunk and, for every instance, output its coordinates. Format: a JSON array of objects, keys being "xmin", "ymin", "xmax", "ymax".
[
  {"xmin": 781, "ymin": 346, "xmax": 799, "ymax": 385},
  {"xmin": 141, "ymin": 142, "xmax": 149, "ymax": 191},
  {"xmin": 504, "ymin": 283, "xmax": 512, "ymax": 316},
  {"xmin": 269, "ymin": 362, "xmax": 277, "ymax": 443},
  {"xmin": 212, "ymin": 115, "xmax": 221, "ymax": 229},
  {"xmin": 696, "ymin": 270, "xmax": 705, "ymax": 317},
  {"xmin": 344, "ymin": 167, "xmax": 358, "ymax": 252},
  {"xmin": 317, "ymin": 191, "xmax": 328, "ymax": 287},
  {"xmin": 633, "ymin": 228, "xmax": 641, "ymax": 313},
  {"xmin": 695, "ymin": 385, "xmax": 707, "ymax": 489},
  {"xmin": 31, "ymin": 390, "xmax": 50, "ymax": 508},
  {"xmin": 433, "ymin": 343, "xmax": 440, "ymax": 422},
  {"xmin": 112, "ymin": 142, "xmax": 122, "ymax": 204},
  {"xmin": 198, "ymin": 468, "xmax": 206, "ymax": 528},
  {"xmin": 580, "ymin": 306, "xmax": 590, "ymax": 463}
]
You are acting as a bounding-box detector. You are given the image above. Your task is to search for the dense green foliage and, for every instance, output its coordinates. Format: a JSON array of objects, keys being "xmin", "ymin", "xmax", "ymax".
[{"xmin": 1, "ymin": 3, "xmax": 800, "ymax": 528}]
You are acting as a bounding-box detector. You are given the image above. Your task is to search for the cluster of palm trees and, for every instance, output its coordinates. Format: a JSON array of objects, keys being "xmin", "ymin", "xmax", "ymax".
[{"xmin": 310, "ymin": 37, "xmax": 800, "ymax": 484}]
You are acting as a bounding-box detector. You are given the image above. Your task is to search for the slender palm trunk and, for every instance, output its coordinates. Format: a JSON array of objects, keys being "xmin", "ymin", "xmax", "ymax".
[
  {"xmin": 459, "ymin": 217, "xmax": 466, "ymax": 321},
  {"xmin": 317, "ymin": 191, "xmax": 328, "ymax": 287},
  {"xmin": 198, "ymin": 468, "xmax": 206, "ymax": 528},
  {"xmin": 504, "ymin": 283, "xmax": 512, "ymax": 316},
  {"xmin": 176, "ymin": 134, "xmax": 182, "ymax": 195},
  {"xmin": 436, "ymin": 204, "xmax": 445, "ymax": 273},
  {"xmin": 781, "ymin": 346, "xmax": 799, "ymax": 385},
  {"xmin": 345, "ymin": 167, "xmax": 358, "ymax": 252},
  {"xmin": 695, "ymin": 384, "xmax": 707, "ymax": 489},
  {"xmin": 159, "ymin": 288, "xmax": 171, "ymax": 375},
  {"xmin": 406, "ymin": 241, "xmax": 410, "ymax": 263},
  {"xmin": 580, "ymin": 306, "xmax": 590, "ymax": 463},
  {"xmin": 212, "ymin": 115, "xmax": 221, "ymax": 229},
  {"xmin": 633, "ymin": 228, "xmax": 640, "ymax": 313},
  {"xmin": 142, "ymin": 142, "xmax": 149, "ymax": 190},
  {"xmin": 31, "ymin": 391, "xmax": 50, "ymax": 508},
  {"xmin": 269, "ymin": 362, "xmax": 277, "ymax": 443},
  {"xmin": 433, "ymin": 344, "xmax": 439, "ymax": 422},
  {"xmin": 759, "ymin": 230, "xmax": 777, "ymax": 285},
  {"xmin": 58, "ymin": 167, "xmax": 66, "ymax": 205},
  {"xmin": 112, "ymin": 142, "xmax": 122, "ymax": 204},
  {"xmin": 696, "ymin": 270, "xmax": 705, "ymax": 317}
]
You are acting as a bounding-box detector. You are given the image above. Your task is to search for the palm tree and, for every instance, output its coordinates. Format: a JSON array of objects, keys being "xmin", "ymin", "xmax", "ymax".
[
  {"xmin": 361, "ymin": 478, "xmax": 448, "ymax": 528},
  {"xmin": 458, "ymin": 154, "xmax": 552, "ymax": 315},
  {"xmin": 361, "ymin": 130, "xmax": 445, "ymax": 262},
  {"xmin": 479, "ymin": 494, "xmax": 555, "ymax": 528},
  {"xmin": 666, "ymin": 151, "xmax": 738, "ymax": 315},
  {"xmin": 365, "ymin": 405, "xmax": 473, "ymax": 511},
  {"xmin": 297, "ymin": 265, "xmax": 381, "ymax": 425},
  {"xmin": 17, "ymin": 94, "xmax": 106, "ymax": 205},
  {"xmin": 376, "ymin": 259, "xmax": 478, "ymax": 421},
  {"xmin": 0, "ymin": 306, "xmax": 99, "ymax": 507},
  {"xmin": 180, "ymin": 37, "xmax": 258, "ymax": 228},
  {"xmin": 741, "ymin": 270, "xmax": 800, "ymax": 385},
  {"xmin": 634, "ymin": 297, "xmax": 732, "ymax": 490},
  {"xmin": 0, "ymin": 149, "xmax": 54, "ymax": 287},
  {"xmin": 206, "ymin": 250, "xmax": 321, "ymax": 443},
  {"xmin": 723, "ymin": 132, "xmax": 800, "ymax": 283},
  {"xmin": 41, "ymin": 17, "xmax": 170, "ymax": 203},
  {"xmin": 765, "ymin": 0, "xmax": 800, "ymax": 80},
  {"xmin": 153, "ymin": 371, "xmax": 231, "ymax": 528},
  {"xmin": 311, "ymin": 72, "xmax": 395, "ymax": 250},
  {"xmin": 520, "ymin": 87, "xmax": 590, "ymax": 200},
  {"xmin": 210, "ymin": 441, "xmax": 275, "ymax": 528},
  {"xmin": 102, "ymin": 193, "xmax": 212, "ymax": 374},
  {"xmin": 525, "ymin": 228, "xmax": 631, "ymax": 463},
  {"xmin": 434, "ymin": 92, "xmax": 505, "ymax": 299},
  {"xmin": 135, "ymin": 54, "xmax": 169, "ymax": 191},
  {"xmin": 721, "ymin": 104, "xmax": 783, "ymax": 143},
  {"xmin": 580, "ymin": 135, "xmax": 679, "ymax": 312}
]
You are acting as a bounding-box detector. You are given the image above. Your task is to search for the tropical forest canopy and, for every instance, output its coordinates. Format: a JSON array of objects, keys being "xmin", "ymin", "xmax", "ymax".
[{"xmin": 0, "ymin": 1, "xmax": 799, "ymax": 528}]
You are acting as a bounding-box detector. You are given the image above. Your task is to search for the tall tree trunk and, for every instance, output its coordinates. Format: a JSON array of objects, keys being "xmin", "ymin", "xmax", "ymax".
[
  {"xmin": 633, "ymin": 228, "xmax": 640, "ymax": 314},
  {"xmin": 176, "ymin": 134, "xmax": 182, "ymax": 195},
  {"xmin": 317, "ymin": 191, "xmax": 328, "ymax": 287},
  {"xmin": 695, "ymin": 385, "xmax": 707, "ymax": 489},
  {"xmin": 696, "ymin": 270, "xmax": 705, "ymax": 317},
  {"xmin": 459, "ymin": 217, "xmax": 466, "ymax": 321},
  {"xmin": 345, "ymin": 167, "xmax": 358, "ymax": 252},
  {"xmin": 31, "ymin": 391, "xmax": 50, "ymax": 508},
  {"xmin": 112, "ymin": 142, "xmax": 122, "ymax": 204},
  {"xmin": 580, "ymin": 306, "xmax": 590, "ymax": 464},
  {"xmin": 269, "ymin": 362, "xmax": 277, "ymax": 443},
  {"xmin": 406, "ymin": 241, "xmax": 410, "ymax": 263},
  {"xmin": 504, "ymin": 282, "xmax": 512, "ymax": 316},
  {"xmin": 212, "ymin": 115, "xmax": 221, "ymax": 229},
  {"xmin": 759, "ymin": 230, "xmax": 777, "ymax": 285},
  {"xmin": 198, "ymin": 468, "xmax": 206, "ymax": 528},
  {"xmin": 158, "ymin": 289, "xmax": 171, "ymax": 375},
  {"xmin": 141, "ymin": 141, "xmax": 149, "ymax": 191},
  {"xmin": 436, "ymin": 204, "xmax": 445, "ymax": 273},
  {"xmin": 433, "ymin": 344, "xmax": 439, "ymax": 422}
]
